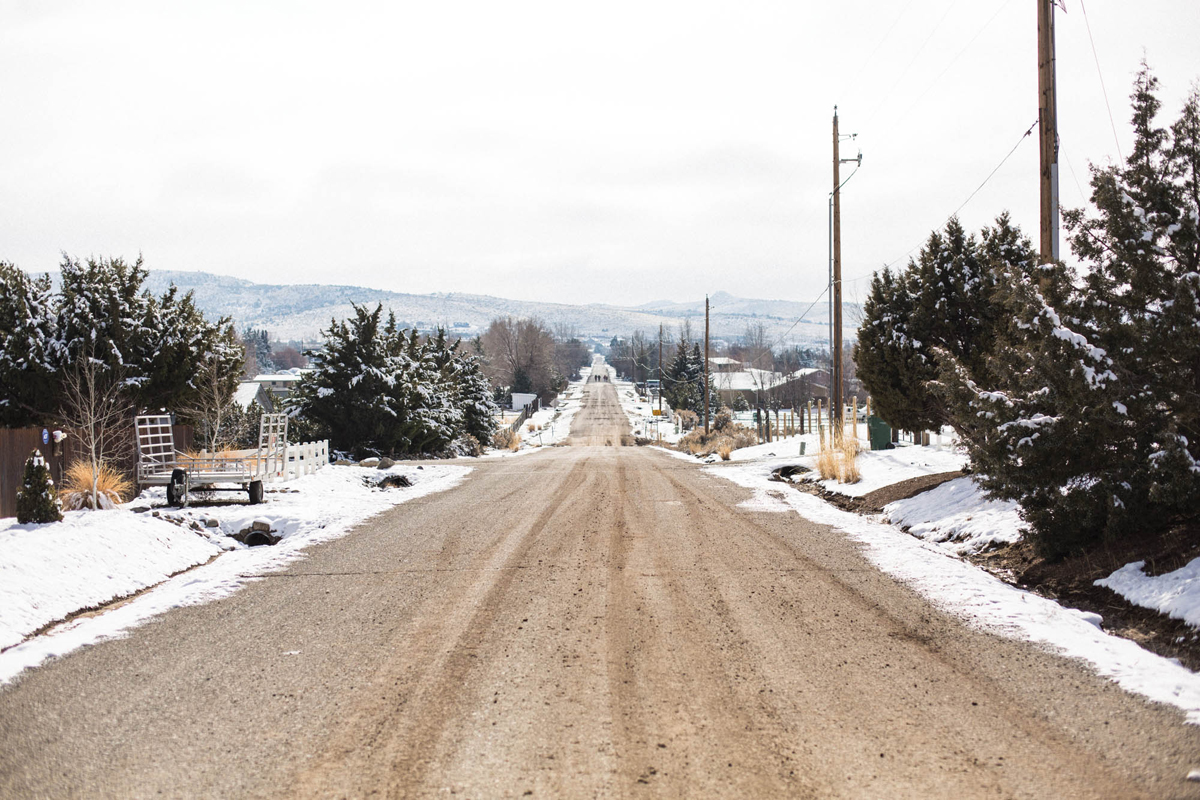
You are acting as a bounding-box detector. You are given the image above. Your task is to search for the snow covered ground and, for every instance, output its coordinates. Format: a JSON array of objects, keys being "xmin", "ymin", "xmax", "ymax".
[
  {"xmin": 608, "ymin": 371, "xmax": 685, "ymax": 444},
  {"xmin": 702, "ymin": 448, "xmax": 1200, "ymax": 724},
  {"xmin": 0, "ymin": 463, "xmax": 469, "ymax": 684},
  {"xmin": 883, "ymin": 477, "xmax": 1024, "ymax": 556},
  {"xmin": 484, "ymin": 364, "xmax": 595, "ymax": 456}
]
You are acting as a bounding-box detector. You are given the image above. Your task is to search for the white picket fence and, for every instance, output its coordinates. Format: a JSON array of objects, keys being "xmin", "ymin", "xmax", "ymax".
[{"xmin": 277, "ymin": 440, "xmax": 329, "ymax": 482}]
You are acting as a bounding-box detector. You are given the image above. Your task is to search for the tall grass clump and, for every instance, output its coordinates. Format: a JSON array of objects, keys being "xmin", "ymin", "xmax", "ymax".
[
  {"xmin": 60, "ymin": 460, "xmax": 133, "ymax": 510},
  {"xmin": 816, "ymin": 436, "xmax": 861, "ymax": 485}
]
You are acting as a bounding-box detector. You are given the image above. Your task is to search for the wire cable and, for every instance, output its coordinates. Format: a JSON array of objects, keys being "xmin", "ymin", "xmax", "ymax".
[
  {"xmin": 844, "ymin": 118, "xmax": 1038, "ymax": 284},
  {"xmin": 1079, "ymin": 0, "xmax": 1124, "ymax": 161},
  {"xmin": 893, "ymin": 0, "xmax": 1017, "ymax": 126},
  {"xmin": 863, "ymin": 0, "xmax": 962, "ymax": 128}
]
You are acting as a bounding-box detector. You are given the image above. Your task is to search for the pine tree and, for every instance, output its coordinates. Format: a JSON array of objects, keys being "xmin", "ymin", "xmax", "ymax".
[{"xmin": 16, "ymin": 449, "xmax": 62, "ymax": 524}]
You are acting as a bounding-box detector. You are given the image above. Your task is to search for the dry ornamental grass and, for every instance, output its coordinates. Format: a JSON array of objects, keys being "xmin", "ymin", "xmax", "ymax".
[{"xmin": 59, "ymin": 461, "xmax": 133, "ymax": 510}]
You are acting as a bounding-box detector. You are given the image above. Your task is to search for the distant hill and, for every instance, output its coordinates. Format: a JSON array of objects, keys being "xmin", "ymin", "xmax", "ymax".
[{"xmin": 41, "ymin": 269, "xmax": 860, "ymax": 348}]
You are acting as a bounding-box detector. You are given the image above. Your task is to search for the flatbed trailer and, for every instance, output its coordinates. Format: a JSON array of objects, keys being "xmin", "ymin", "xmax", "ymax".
[{"xmin": 135, "ymin": 414, "xmax": 290, "ymax": 506}]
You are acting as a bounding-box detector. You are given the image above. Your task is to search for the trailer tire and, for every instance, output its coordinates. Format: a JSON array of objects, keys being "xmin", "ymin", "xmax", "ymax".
[
  {"xmin": 167, "ymin": 469, "xmax": 189, "ymax": 507},
  {"xmin": 248, "ymin": 480, "xmax": 264, "ymax": 505}
]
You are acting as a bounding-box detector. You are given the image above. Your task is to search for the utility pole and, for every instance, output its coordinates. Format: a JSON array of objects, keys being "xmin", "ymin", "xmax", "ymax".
[
  {"xmin": 1038, "ymin": 0, "xmax": 1060, "ymax": 263},
  {"xmin": 704, "ymin": 295, "xmax": 711, "ymax": 434},
  {"xmin": 658, "ymin": 323, "xmax": 663, "ymax": 418},
  {"xmin": 832, "ymin": 108, "xmax": 843, "ymax": 441},
  {"xmin": 830, "ymin": 106, "xmax": 862, "ymax": 443}
]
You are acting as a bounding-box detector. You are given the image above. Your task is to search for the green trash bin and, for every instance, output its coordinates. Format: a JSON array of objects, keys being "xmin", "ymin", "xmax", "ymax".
[{"xmin": 867, "ymin": 415, "xmax": 892, "ymax": 451}]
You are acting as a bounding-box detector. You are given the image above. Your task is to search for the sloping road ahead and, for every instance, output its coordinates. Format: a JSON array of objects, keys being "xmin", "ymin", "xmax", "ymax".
[{"xmin": 3, "ymin": 376, "xmax": 1200, "ymax": 798}]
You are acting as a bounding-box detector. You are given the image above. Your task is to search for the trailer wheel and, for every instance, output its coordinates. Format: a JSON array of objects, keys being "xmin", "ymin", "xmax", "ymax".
[
  {"xmin": 248, "ymin": 480, "xmax": 264, "ymax": 505},
  {"xmin": 167, "ymin": 469, "xmax": 189, "ymax": 507}
]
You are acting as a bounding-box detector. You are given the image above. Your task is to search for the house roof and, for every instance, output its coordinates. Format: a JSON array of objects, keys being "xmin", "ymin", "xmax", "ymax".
[{"xmin": 234, "ymin": 382, "xmax": 265, "ymax": 410}]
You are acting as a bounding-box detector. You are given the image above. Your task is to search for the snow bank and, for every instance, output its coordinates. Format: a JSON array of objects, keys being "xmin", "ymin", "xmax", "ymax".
[
  {"xmin": 704, "ymin": 457, "xmax": 1200, "ymax": 724},
  {"xmin": 884, "ymin": 477, "xmax": 1024, "ymax": 555},
  {"xmin": 810, "ymin": 445, "xmax": 968, "ymax": 497},
  {"xmin": 0, "ymin": 512, "xmax": 220, "ymax": 650},
  {"xmin": 0, "ymin": 463, "xmax": 469, "ymax": 684},
  {"xmin": 1098, "ymin": 560, "xmax": 1200, "ymax": 630}
]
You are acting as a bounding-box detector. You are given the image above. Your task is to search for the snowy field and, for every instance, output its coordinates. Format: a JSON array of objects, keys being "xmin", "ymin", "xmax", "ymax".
[
  {"xmin": 702, "ymin": 450, "xmax": 1200, "ymax": 724},
  {"xmin": 0, "ymin": 463, "xmax": 469, "ymax": 684}
]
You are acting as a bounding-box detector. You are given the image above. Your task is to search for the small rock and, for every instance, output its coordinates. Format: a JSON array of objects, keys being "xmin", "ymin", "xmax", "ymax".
[
  {"xmin": 205, "ymin": 518, "xmax": 219, "ymax": 528},
  {"xmin": 377, "ymin": 474, "xmax": 413, "ymax": 489},
  {"xmin": 360, "ymin": 457, "xmax": 381, "ymax": 467},
  {"xmin": 130, "ymin": 505, "xmax": 151, "ymax": 514},
  {"xmin": 251, "ymin": 520, "xmax": 272, "ymax": 533},
  {"xmin": 334, "ymin": 459, "xmax": 353, "ymax": 466},
  {"xmin": 190, "ymin": 521, "xmax": 203, "ymax": 531},
  {"xmin": 152, "ymin": 511, "xmax": 161, "ymax": 517},
  {"xmin": 377, "ymin": 457, "xmax": 397, "ymax": 470},
  {"xmin": 417, "ymin": 465, "xmax": 424, "ymax": 470}
]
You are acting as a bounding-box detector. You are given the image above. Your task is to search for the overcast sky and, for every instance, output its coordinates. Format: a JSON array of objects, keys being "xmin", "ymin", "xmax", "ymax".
[{"xmin": 3, "ymin": 1, "xmax": 1197, "ymax": 308}]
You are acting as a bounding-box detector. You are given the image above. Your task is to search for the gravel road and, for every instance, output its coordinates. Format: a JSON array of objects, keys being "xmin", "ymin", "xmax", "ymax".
[{"xmin": 3, "ymin": 377, "xmax": 1200, "ymax": 798}]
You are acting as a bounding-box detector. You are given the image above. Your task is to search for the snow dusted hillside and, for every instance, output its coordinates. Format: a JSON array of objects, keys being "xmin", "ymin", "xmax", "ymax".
[{"xmin": 118, "ymin": 270, "xmax": 854, "ymax": 345}]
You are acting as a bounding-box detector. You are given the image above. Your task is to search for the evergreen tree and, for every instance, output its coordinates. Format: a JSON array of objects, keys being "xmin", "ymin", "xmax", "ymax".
[
  {"xmin": 16, "ymin": 450, "xmax": 62, "ymax": 524},
  {"xmin": 856, "ymin": 215, "xmax": 1038, "ymax": 432},
  {"xmin": 941, "ymin": 64, "xmax": 1200, "ymax": 555},
  {"xmin": 0, "ymin": 263, "xmax": 57, "ymax": 426}
]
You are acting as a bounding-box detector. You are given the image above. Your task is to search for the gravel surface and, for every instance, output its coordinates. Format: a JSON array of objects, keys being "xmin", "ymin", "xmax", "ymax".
[{"xmin": 2, "ymin": 379, "xmax": 1199, "ymax": 798}]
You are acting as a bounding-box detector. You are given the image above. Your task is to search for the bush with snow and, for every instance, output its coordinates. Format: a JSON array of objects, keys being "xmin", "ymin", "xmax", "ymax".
[{"xmin": 15, "ymin": 450, "xmax": 61, "ymax": 524}]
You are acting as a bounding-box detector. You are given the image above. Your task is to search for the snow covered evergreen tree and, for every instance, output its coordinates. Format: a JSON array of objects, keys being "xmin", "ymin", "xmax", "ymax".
[
  {"xmin": 0, "ymin": 262, "xmax": 57, "ymax": 426},
  {"xmin": 856, "ymin": 215, "xmax": 1038, "ymax": 433},
  {"xmin": 16, "ymin": 449, "xmax": 62, "ymax": 524},
  {"xmin": 290, "ymin": 307, "xmax": 494, "ymax": 456},
  {"xmin": 940, "ymin": 64, "xmax": 1200, "ymax": 555}
]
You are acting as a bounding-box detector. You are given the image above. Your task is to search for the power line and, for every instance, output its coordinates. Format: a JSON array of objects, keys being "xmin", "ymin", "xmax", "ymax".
[
  {"xmin": 843, "ymin": 0, "xmax": 919, "ymax": 101},
  {"xmin": 863, "ymin": 0, "xmax": 962, "ymax": 128},
  {"xmin": 844, "ymin": 118, "xmax": 1038, "ymax": 285},
  {"xmin": 1079, "ymin": 0, "xmax": 1124, "ymax": 161},
  {"xmin": 892, "ymin": 0, "xmax": 1017, "ymax": 126}
]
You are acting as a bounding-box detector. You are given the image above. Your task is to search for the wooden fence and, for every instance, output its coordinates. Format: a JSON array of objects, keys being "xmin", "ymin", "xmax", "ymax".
[{"xmin": 1, "ymin": 424, "xmax": 193, "ymax": 519}]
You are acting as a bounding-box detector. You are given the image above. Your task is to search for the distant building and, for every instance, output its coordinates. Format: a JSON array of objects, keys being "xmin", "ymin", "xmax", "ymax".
[
  {"xmin": 711, "ymin": 367, "xmax": 825, "ymax": 407},
  {"xmin": 234, "ymin": 381, "xmax": 274, "ymax": 410},
  {"xmin": 250, "ymin": 370, "xmax": 309, "ymax": 399}
]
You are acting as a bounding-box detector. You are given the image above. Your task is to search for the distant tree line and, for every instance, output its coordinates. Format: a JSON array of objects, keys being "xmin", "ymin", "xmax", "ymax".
[{"xmin": 478, "ymin": 317, "xmax": 590, "ymax": 402}]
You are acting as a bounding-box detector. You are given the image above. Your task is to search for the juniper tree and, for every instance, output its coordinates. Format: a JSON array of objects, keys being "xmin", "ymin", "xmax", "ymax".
[
  {"xmin": 856, "ymin": 215, "xmax": 1038, "ymax": 433},
  {"xmin": 0, "ymin": 263, "xmax": 57, "ymax": 427},
  {"xmin": 939, "ymin": 63, "xmax": 1200, "ymax": 555}
]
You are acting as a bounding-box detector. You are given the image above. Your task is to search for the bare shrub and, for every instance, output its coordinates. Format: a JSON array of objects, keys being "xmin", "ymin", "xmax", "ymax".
[
  {"xmin": 713, "ymin": 409, "xmax": 733, "ymax": 431},
  {"xmin": 676, "ymin": 423, "xmax": 756, "ymax": 458},
  {"xmin": 718, "ymin": 443, "xmax": 733, "ymax": 460},
  {"xmin": 677, "ymin": 410, "xmax": 698, "ymax": 431},
  {"xmin": 492, "ymin": 428, "xmax": 520, "ymax": 451}
]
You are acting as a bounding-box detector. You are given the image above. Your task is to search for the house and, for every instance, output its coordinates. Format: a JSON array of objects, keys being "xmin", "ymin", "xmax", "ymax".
[
  {"xmin": 711, "ymin": 367, "xmax": 826, "ymax": 407},
  {"xmin": 234, "ymin": 381, "xmax": 275, "ymax": 411},
  {"xmin": 250, "ymin": 371, "xmax": 307, "ymax": 399}
]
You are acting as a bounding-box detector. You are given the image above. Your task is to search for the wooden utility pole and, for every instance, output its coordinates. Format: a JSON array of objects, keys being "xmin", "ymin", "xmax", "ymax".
[
  {"xmin": 831, "ymin": 108, "xmax": 844, "ymax": 442},
  {"xmin": 1038, "ymin": 0, "xmax": 1060, "ymax": 263},
  {"xmin": 658, "ymin": 324, "xmax": 663, "ymax": 418},
  {"xmin": 704, "ymin": 295, "xmax": 711, "ymax": 434}
]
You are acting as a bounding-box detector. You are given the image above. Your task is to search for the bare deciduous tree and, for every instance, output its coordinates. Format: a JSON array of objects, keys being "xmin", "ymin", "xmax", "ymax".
[{"xmin": 59, "ymin": 348, "xmax": 133, "ymax": 510}]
